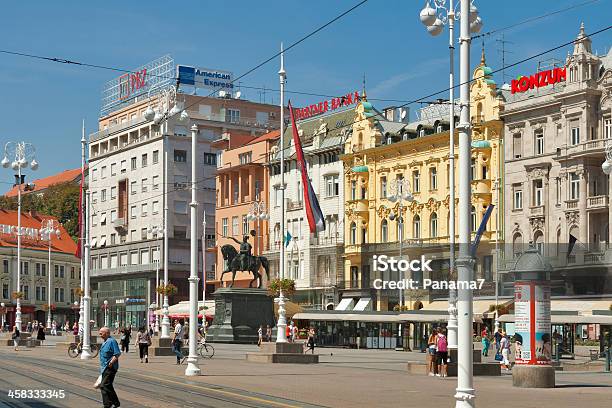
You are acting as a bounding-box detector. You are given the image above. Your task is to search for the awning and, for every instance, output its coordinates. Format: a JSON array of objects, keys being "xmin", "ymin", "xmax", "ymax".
[
  {"xmin": 155, "ymin": 300, "xmax": 215, "ymax": 317},
  {"xmin": 353, "ymin": 298, "xmax": 372, "ymax": 311},
  {"xmin": 499, "ymin": 314, "xmax": 612, "ymax": 324},
  {"xmin": 100, "ymin": 214, "xmax": 107, "ymax": 225},
  {"xmin": 99, "ymin": 236, "xmax": 107, "ymax": 247},
  {"xmin": 90, "ymin": 238, "xmax": 97, "ymax": 248},
  {"xmin": 335, "ymin": 298, "xmax": 354, "ymax": 311},
  {"xmin": 550, "ymin": 299, "xmax": 612, "ymax": 315},
  {"xmin": 293, "ymin": 311, "xmax": 482, "ymax": 323},
  {"xmin": 421, "ymin": 298, "xmax": 512, "ymax": 318}
]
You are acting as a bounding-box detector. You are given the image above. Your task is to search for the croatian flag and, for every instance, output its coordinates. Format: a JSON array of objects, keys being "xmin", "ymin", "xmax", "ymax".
[{"xmin": 288, "ymin": 101, "xmax": 326, "ymax": 233}]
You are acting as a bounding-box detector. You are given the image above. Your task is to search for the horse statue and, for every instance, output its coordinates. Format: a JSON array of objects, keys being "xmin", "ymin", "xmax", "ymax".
[{"xmin": 220, "ymin": 237, "xmax": 270, "ymax": 288}]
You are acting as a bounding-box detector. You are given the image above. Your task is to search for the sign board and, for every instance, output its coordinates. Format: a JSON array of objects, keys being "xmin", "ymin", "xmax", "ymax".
[
  {"xmin": 100, "ymin": 55, "xmax": 175, "ymax": 116},
  {"xmin": 514, "ymin": 281, "xmax": 551, "ymax": 365},
  {"xmin": 294, "ymin": 91, "xmax": 360, "ymax": 121},
  {"xmin": 511, "ymin": 67, "xmax": 566, "ymax": 94},
  {"xmin": 177, "ymin": 65, "xmax": 234, "ymax": 91}
]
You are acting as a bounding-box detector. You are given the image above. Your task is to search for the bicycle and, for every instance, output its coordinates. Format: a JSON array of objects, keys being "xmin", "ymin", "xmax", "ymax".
[
  {"xmin": 68, "ymin": 342, "xmax": 99, "ymax": 358},
  {"xmin": 197, "ymin": 340, "xmax": 215, "ymax": 359}
]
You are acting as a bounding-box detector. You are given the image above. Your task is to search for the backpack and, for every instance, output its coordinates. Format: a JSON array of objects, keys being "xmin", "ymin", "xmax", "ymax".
[{"xmin": 437, "ymin": 335, "xmax": 448, "ymax": 352}]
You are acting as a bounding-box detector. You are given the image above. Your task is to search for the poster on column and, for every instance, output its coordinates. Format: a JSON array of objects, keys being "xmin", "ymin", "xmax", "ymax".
[
  {"xmin": 513, "ymin": 282, "xmax": 530, "ymax": 364},
  {"xmin": 535, "ymin": 283, "xmax": 552, "ymax": 364}
]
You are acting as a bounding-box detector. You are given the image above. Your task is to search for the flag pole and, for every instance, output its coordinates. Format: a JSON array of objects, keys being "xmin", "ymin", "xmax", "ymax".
[{"xmin": 276, "ymin": 42, "xmax": 288, "ymax": 343}]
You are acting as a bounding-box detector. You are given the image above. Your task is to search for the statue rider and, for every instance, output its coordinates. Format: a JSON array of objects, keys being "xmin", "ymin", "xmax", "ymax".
[{"xmin": 228, "ymin": 235, "xmax": 252, "ymax": 272}]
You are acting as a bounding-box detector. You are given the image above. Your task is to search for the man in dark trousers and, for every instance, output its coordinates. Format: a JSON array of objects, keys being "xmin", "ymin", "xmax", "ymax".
[{"xmin": 98, "ymin": 326, "xmax": 121, "ymax": 408}]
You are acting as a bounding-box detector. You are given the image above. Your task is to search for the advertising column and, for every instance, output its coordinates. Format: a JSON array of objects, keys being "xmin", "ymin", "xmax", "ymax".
[{"xmin": 513, "ymin": 281, "xmax": 551, "ymax": 365}]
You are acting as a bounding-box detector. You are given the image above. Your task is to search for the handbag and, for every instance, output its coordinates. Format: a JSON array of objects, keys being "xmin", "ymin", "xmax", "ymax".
[
  {"xmin": 93, "ymin": 375, "xmax": 102, "ymax": 389},
  {"xmin": 494, "ymin": 353, "xmax": 503, "ymax": 362}
]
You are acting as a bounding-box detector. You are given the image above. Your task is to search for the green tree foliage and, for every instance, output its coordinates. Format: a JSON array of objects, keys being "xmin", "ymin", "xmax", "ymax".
[{"xmin": 0, "ymin": 182, "xmax": 81, "ymax": 242}]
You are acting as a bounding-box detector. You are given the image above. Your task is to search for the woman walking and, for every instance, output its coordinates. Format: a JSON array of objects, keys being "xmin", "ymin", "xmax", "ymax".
[
  {"xmin": 12, "ymin": 325, "xmax": 20, "ymax": 351},
  {"xmin": 499, "ymin": 331, "xmax": 511, "ymax": 371},
  {"xmin": 37, "ymin": 324, "xmax": 46, "ymax": 345},
  {"xmin": 135, "ymin": 326, "xmax": 151, "ymax": 363},
  {"xmin": 120, "ymin": 326, "xmax": 132, "ymax": 353},
  {"xmin": 481, "ymin": 329, "xmax": 490, "ymax": 357},
  {"xmin": 427, "ymin": 329, "xmax": 438, "ymax": 376},
  {"xmin": 304, "ymin": 327, "xmax": 316, "ymax": 354}
]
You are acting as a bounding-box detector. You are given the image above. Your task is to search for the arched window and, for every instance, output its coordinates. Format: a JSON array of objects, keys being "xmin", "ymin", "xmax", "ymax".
[
  {"xmin": 413, "ymin": 215, "xmax": 421, "ymax": 239},
  {"xmin": 381, "ymin": 220, "xmax": 388, "ymax": 243},
  {"xmin": 470, "ymin": 206, "xmax": 477, "ymax": 232},
  {"xmin": 430, "ymin": 213, "xmax": 438, "ymax": 238},
  {"xmin": 556, "ymin": 229, "xmax": 561, "ymax": 256},
  {"xmin": 513, "ymin": 232, "xmax": 523, "ymax": 258},
  {"xmin": 361, "ymin": 226, "xmax": 367, "ymax": 244},
  {"xmin": 534, "ymin": 231, "xmax": 544, "ymax": 255},
  {"xmin": 350, "ymin": 222, "xmax": 357, "ymax": 245}
]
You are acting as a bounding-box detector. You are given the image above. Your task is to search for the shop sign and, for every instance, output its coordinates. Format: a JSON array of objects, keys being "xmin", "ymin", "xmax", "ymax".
[
  {"xmin": 294, "ymin": 91, "xmax": 360, "ymax": 121},
  {"xmin": 511, "ymin": 67, "xmax": 566, "ymax": 94},
  {"xmin": 115, "ymin": 299, "xmax": 125, "ymax": 304},
  {"xmin": 125, "ymin": 298, "xmax": 145, "ymax": 304},
  {"xmin": 177, "ymin": 65, "xmax": 234, "ymax": 91}
]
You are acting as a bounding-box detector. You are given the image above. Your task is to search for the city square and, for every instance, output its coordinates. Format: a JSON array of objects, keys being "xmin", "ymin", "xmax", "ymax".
[{"xmin": 1, "ymin": 1, "xmax": 612, "ymax": 407}]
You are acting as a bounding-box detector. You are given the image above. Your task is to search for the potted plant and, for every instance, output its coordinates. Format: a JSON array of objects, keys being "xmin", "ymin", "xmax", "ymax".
[
  {"xmin": 267, "ymin": 278, "xmax": 296, "ymax": 297},
  {"xmin": 74, "ymin": 287, "xmax": 85, "ymax": 297},
  {"xmin": 12, "ymin": 291, "xmax": 23, "ymax": 300},
  {"xmin": 156, "ymin": 283, "xmax": 178, "ymax": 296}
]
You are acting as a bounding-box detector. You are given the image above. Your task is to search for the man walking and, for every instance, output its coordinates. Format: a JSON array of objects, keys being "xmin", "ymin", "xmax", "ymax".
[
  {"xmin": 172, "ymin": 319, "xmax": 186, "ymax": 365},
  {"xmin": 98, "ymin": 326, "xmax": 121, "ymax": 408}
]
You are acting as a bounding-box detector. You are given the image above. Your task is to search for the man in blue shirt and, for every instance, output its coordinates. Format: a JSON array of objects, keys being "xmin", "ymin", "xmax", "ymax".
[{"xmin": 98, "ymin": 327, "xmax": 121, "ymax": 408}]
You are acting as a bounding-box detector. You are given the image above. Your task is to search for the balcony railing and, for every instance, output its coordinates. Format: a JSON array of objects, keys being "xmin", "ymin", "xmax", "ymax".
[
  {"xmin": 287, "ymin": 199, "xmax": 303, "ymax": 211},
  {"xmin": 186, "ymin": 111, "xmax": 280, "ymax": 130},
  {"xmin": 90, "ymin": 116, "xmax": 149, "ymax": 142},
  {"xmin": 565, "ymin": 200, "xmax": 578, "ymax": 210},
  {"xmin": 587, "ymin": 195, "xmax": 609, "ymax": 210},
  {"xmin": 530, "ymin": 205, "xmax": 545, "ymax": 216}
]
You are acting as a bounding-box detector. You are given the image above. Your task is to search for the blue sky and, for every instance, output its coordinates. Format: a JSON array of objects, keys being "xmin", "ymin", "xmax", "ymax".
[{"xmin": 0, "ymin": 0, "xmax": 610, "ymax": 189}]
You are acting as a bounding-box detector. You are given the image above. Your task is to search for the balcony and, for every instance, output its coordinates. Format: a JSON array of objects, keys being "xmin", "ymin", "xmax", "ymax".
[
  {"xmin": 112, "ymin": 217, "xmax": 127, "ymax": 232},
  {"xmin": 587, "ymin": 195, "xmax": 609, "ymax": 211},
  {"xmin": 471, "ymin": 179, "xmax": 491, "ymax": 195},
  {"xmin": 560, "ymin": 137, "xmax": 610, "ymax": 159},
  {"xmin": 529, "ymin": 205, "xmax": 545, "ymax": 216},
  {"xmin": 565, "ymin": 199, "xmax": 579, "ymax": 210},
  {"xmin": 91, "ymin": 263, "xmax": 159, "ymax": 277},
  {"xmin": 186, "ymin": 111, "xmax": 280, "ymax": 131},
  {"xmin": 309, "ymin": 235, "xmax": 342, "ymax": 247},
  {"xmin": 90, "ymin": 115, "xmax": 148, "ymax": 142},
  {"xmin": 287, "ymin": 199, "xmax": 303, "ymax": 211}
]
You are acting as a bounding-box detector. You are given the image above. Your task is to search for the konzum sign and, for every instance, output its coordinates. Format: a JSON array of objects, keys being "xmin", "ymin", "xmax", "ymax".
[{"xmin": 511, "ymin": 67, "xmax": 566, "ymax": 94}]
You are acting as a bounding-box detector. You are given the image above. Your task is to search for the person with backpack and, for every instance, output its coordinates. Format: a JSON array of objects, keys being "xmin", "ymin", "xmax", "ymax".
[
  {"xmin": 436, "ymin": 327, "xmax": 448, "ymax": 378},
  {"xmin": 135, "ymin": 326, "xmax": 151, "ymax": 363}
]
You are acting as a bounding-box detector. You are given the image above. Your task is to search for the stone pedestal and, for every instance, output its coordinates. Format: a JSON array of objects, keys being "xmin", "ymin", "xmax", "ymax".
[
  {"xmin": 207, "ymin": 288, "xmax": 274, "ymax": 344},
  {"xmin": 246, "ymin": 342, "xmax": 319, "ymax": 364},
  {"xmin": 512, "ymin": 365, "xmax": 555, "ymax": 388},
  {"xmin": 150, "ymin": 337, "xmax": 174, "ymax": 356}
]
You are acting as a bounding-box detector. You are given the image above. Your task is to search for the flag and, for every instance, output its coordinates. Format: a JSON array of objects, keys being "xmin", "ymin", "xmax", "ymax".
[
  {"xmin": 567, "ymin": 234, "xmax": 577, "ymax": 259},
  {"xmin": 75, "ymin": 164, "xmax": 85, "ymax": 259},
  {"xmin": 288, "ymin": 101, "xmax": 326, "ymax": 233},
  {"xmin": 470, "ymin": 204, "xmax": 494, "ymax": 257},
  {"xmin": 284, "ymin": 231, "xmax": 292, "ymax": 248}
]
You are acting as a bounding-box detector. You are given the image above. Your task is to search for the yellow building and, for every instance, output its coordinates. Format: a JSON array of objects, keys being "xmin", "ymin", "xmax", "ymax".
[{"xmin": 341, "ymin": 54, "xmax": 504, "ymax": 311}]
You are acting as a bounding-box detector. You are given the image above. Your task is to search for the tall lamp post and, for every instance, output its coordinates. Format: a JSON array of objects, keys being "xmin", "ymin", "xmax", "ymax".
[
  {"xmin": 148, "ymin": 224, "xmax": 164, "ymax": 334},
  {"xmin": 247, "ymin": 201, "xmax": 269, "ymax": 257},
  {"xmin": 81, "ymin": 190, "xmax": 92, "ymax": 359},
  {"xmin": 1, "ymin": 302, "xmax": 6, "ymax": 331},
  {"xmin": 40, "ymin": 219, "xmax": 61, "ymax": 329},
  {"xmin": 2, "ymin": 142, "xmax": 39, "ymax": 329},
  {"xmin": 103, "ymin": 300, "xmax": 109, "ymax": 327},
  {"xmin": 420, "ymin": 1, "xmax": 483, "ymax": 406}
]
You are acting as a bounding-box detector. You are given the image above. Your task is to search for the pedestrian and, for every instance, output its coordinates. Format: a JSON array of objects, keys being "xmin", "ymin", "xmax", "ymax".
[
  {"xmin": 493, "ymin": 327, "xmax": 502, "ymax": 354},
  {"xmin": 64, "ymin": 321, "xmax": 70, "ymax": 332},
  {"xmin": 120, "ymin": 326, "xmax": 131, "ymax": 353},
  {"xmin": 291, "ymin": 323, "xmax": 298, "ymax": 342},
  {"xmin": 286, "ymin": 323, "xmax": 291, "ymax": 342},
  {"xmin": 499, "ymin": 331, "xmax": 511, "ymax": 371},
  {"xmin": 481, "ymin": 331, "xmax": 490, "ymax": 357},
  {"xmin": 26, "ymin": 321, "xmax": 32, "ymax": 333},
  {"xmin": 135, "ymin": 326, "xmax": 151, "ymax": 363},
  {"xmin": 51, "ymin": 320, "xmax": 57, "ymax": 336},
  {"xmin": 427, "ymin": 329, "xmax": 438, "ymax": 376},
  {"xmin": 257, "ymin": 325, "xmax": 263, "ymax": 347},
  {"xmin": 148, "ymin": 324, "xmax": 154, "ymax": 338},
  {"xmin": 73, "ymin": 322, "xmax": 79, "ymax": 336},
  {"xmin": 305, "ymin": 327, "xmax": 316, "ymax": 354},
  {"xmin": 266, "ymin": 325, "xmax": 272, "ymax": 342},
  {"xmin": 98, "ymin": 326, "xmax": 121, "ymax": 408},
  {"xmin": 12, "ymin": 325, "xmax": 20, "ymax": 351},
  {"xmin": 37, "ymin": 324, "xmax": 46, "ymax": 345},
  {"xmin": 436, "ymin": 327, "xmax": 448, "ymax": 378},
  {"xmin": 172, "ymin": 319, "xmax": 186, "ymax": 365}
]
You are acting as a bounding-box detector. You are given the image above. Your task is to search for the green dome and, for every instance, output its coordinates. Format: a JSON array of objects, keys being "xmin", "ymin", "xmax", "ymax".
[
  {"xmin": 481, "ymin": 66, "xmax": 493, "ymax": 76},
  {"xmin": 471, "ymin": 140, "xmax": 491, "ymax": 148},
  {"xmin": 362, "ymin": 101, "xmax": 373, "ymax": 111},
  {"xmin": 352, "ymin": 165, "xmax": 369, "ymax": 173}
]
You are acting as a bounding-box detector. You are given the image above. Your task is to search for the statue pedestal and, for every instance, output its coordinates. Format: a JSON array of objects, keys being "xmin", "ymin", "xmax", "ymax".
[
  {"xmin": 207, "ymin": 288, "xmax": 274, "ymax": 344},
  {"xmin": 246, "ymin": 342, "xmax": 319, "ymax": 364}
]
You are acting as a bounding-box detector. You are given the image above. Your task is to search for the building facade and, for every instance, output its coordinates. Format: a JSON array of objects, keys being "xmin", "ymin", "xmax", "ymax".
[
  {"xmin": 0, "ymin": 210, "xmax": 80, "ymax": 327},
  {"xmin": 501, "ymin": 24, "xmax": 612, "ymax": 296},
  {"xmin": 213, "ymin": 130, "xmax": 279, "ymax": 288},
  {"xmin": 341, "ymin": 57, "xmax": 504, "ymax": 311},
  {"xmin": 88, "ymin": 65, "xmax": 280, "ymax": 327}
]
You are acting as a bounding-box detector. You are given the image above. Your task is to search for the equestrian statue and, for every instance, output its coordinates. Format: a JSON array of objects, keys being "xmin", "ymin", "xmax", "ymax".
[{"xmin": 220, "ymin": 235, "xmax": 270, "ymax": 288}]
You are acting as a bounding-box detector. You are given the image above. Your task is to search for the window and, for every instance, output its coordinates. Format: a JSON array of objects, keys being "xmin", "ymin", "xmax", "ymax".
[
  {"xmin": 142, "ymin": 178, "xmax": 148, "ymax": 193},
  {"xmin": 429, "ymin": 168, "xmax": 437, "ymax": 190},
  {"xmin": 54, "ymin": 287, "xmax": 64, "ymax": 302},
  {"xmin": 121, "ymin": 160, "xmax": 127, "ymax": 173},
  {"xmin": 513, "ymin": 133, "xmax": 522, "ymax": 159},
  {"xmin": 110, "ymin": 210, "xmax": 117, "ymax": 222},
  {"xmin": 216, "ymin": 151, "xmax": 223, "ymax": 168},
  {"xmin": 222, "ymin": 218, "xmax": 228, "ymax": 236},
  {"xmin": 141, "ymin": 203, "xmax": 148, "ymax": 216},
  {"xmin": 350, "ymin": 222, "xmax": 357, "ymax": 244},
  {"xmin": 413, "ymin": 215, "xmax": 421, "ymax": 239},
  {"xmin": 131, "ymin": 205, "xmax": 137, "ymax": 219},
  {"xmin": 203, "ymin": 152, "xmax": 216, "ymax": 166},
  {"xmin": 141, "ymin": 228, "xmax": 147, "ymax": 240},
  {"xmin": 534, "ymin": 180, "xmax": 543, "ymax": 206},
  {"xmin": 153, "ymin": 150, "xmax": 159, "ymax": 164},
  {"xmin": 101, "ymin": 166, "xmax": 107, "ymax": 179},
  {"xmin": 111, "ymin": 163, "xmax": 117, "ymax": 176},
  {"xmin": 470, "ymin": 159, "xmax": 476, "ymax": 181},
  {"xmin": 21, "ymin": 262, "xmax": 29, "ymax": 275},
  {"xmin": 152, "ymin": 201, "xmax": 159, "ymax": 214},
  {"xmin": 470, "ymin": 206, "xmax": 477, "ymax": 232},
  {"xmin": 130, "ymin": 229, "xmax": 137, "ymax": 241},
  {"xmin": 100, "ymin": 212, "xmax": 107, "ymax": 226},
  {"xmin": 226, "ymin": 109, "xmax": 240, "ymax": 123},
  {"xmin": 482, "ymin": 166, "xmax": 488, "ymax": 180},
  {"xmin": 381, "ymin": 219, "xmax": 388, "ymax": 243},
  {"xmin": 2, "ymin": 283, "xmax": 8, "ymax": 299},
  {"xmin": 142, "ymin": 153, "xmax": 148, "ymax": 167},
  {"xmin": 100, "ymin": 189, "xmax": 107, "ymax": 202},
  {"xmin": 41, "ymin": 263, "xmax": 46, "ymax": 276},
  {"xmin": 556, "ymin": 178, "xmax": 561, "ymax": 205},
  {"xmin": 92, "ymin": 191, "xmax": 98, "ymax": 203},
  {"xmin": 131, "ymin": 157, "xmax": 137, "ymax": 170},
  {"xmin": 111, "ymin": 233, "xmax": 116, "ymax": 245},
  {"xmin": 380, "ymin": 177, "xmax": 387, "ymax": 198},
  {"xmin": 605, "ymin": 119, "xmax": 612, "ymax": 139},
  {"xmin": 35, "ymin": 263, "xmax": 41, "ymax": 276},
  {"xmin": 325, "ymin": 175, "xmax": 339, "ymax": 197},
  {"xmin": 571, "ymin": 126, "xmax": 580, "ymax": 145},
  {"xmin": 130, "ymin": 181, "xmax": 137, "ymax": 195},
  {"xmin": 412, "ymin": 171, "xmax": 420, "ymax": 192},
  {"xmin": 351, "ymin": 181, "xmax": 357, "ymax": 200},
  {"xmin": 174, "ymin": 200, "xmax": 187, "ymax": 214},
  {"xmin": 131, "ymin": 251, "xmax": 139, "ymax": 265},
  {"xmin": 483, "ymin": 255, "xmax": 493, "ymax": 281},
  {"xmin": 92, "ymin": 168, "xmax": 98, "ymax": 181},
  {"xmin": 3, "ymin": 259, "xmax": 9, "ymax": 273},
  {"xmin": 570, "ymin": 172, "xmax": 580, "ymax": 200},
  {"xmin": 513, "ymin": 185, "xmax": 523, "ymax": 210},
  {"xmin": 430, "ymin": 213, "xmax": 438, "ymax": 238},
  {"xmin": 242, "ymin": 215, "xmax": 249, "ymax": 235},
  {"xmin": 239, "ymin": 152, "xmax": 252, "ymax": 164},
  {"xmin": 174, "ymin": 150, "xmax": 187, "ymax": 162},
  {"xmin": 54, "ymin": 265, "xmax": 59, "ymax": 277},
  {"xmin": 232, "ymin": 216, "xmax": 239, "ymax": 236},
  {"xmin": 111, "ymin": 186, "xmax": 117, "ymax": 199},
  {"xmin": 274, "ymin": 187, "xmax": 281, "ymax": 207},
  {"xmin": 535, "ymin": 130, "xmax": 544, "ymax": 155}
]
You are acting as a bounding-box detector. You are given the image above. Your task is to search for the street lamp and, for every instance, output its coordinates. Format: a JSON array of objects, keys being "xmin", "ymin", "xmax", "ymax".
[
  {"xmin": 601, "ymin": 141, "xmax": 612, "ymax": 175},
  {"xmin": 149, "ymin": 302, "xmax": 157, "ymax": 332},
  {"xmin": 103, "ymin": 300, "xmax": 109, "ymax": 327},
  {"xmin": 0, "ymin": 302, "xmax": 6, "ymax": 331},
  {"xmin": 40, "ymin": 219, "xmax": 61, "ymax": 329},
  {"xmin": 73, "ymin": 301, "xmax": 79, "ymax": 323},
  {"xmin": 421, "ymin": 1, "xmax": 483, "ymax": 406},
  {"xmin": 2, "ymin": 141, "xmax": 38, "ymax": 329},
  {"xmin": 247, "ymin": 201, "xmax": 269, "ymax": 257},
  {"xmin": 148, "ymin": 224, "xmax": 164, "ymax": 334}
]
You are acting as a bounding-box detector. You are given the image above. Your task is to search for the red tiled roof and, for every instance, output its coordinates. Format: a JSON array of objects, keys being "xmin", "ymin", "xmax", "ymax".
[
  {"xmin": 0, "ymin": 210, "xmax": 78, "ymax": 256},
  {"xmin": 4, "ymin": 167, "xmax": 82, "ymax": 197},
  {"xmin": 246, "ymin": 129, "xmax": 280, "ymax": 146}
]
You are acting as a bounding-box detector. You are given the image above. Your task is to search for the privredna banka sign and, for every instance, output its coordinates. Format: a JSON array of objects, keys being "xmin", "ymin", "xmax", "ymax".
[
  {"xmin": 294, "ymin": 91, "xmax": 360, "ymax": 121},
  {"xmin": 511, "ymin": 67, "xmax": 566, "ymax": 94}
]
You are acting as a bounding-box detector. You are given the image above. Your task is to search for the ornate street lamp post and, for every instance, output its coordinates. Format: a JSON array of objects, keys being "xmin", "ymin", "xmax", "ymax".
[
  {"xmin": 103, "ymin": 300, "xmax": 109, "ymax": 328},
  {"xmin": 40, "ymin": 219, "xmax": 61, "ymax": 329},
  {"xmin": 247, "ymin": 201, "xmax": 269, "ymax": 257}
]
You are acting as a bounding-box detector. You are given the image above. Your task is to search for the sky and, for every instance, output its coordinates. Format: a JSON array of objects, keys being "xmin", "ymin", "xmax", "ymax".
[{"xmin": 0, "ymin": 0, "xmax": 610, "ymax": 190}]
